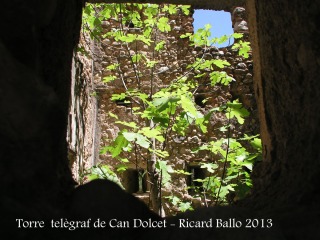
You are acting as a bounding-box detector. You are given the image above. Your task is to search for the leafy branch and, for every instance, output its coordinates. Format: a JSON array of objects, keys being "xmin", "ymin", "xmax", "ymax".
[{"xmin": 80, "ymin": 2, "xmax": 260, "ymax": 215}]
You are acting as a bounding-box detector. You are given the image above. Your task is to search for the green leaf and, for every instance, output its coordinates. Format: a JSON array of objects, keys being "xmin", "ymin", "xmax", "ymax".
[
  {"xmin": 135, "ymin": 133, "xmax": 150, "ymax": 148},
  {"xmin": 200, "ymin": 163, "xmax": 219, "ymax": 173},
  {"xmin": 232, "ymin": 40, "xmax": 251, "ymax": 58},
  {"xmin": 155, "ymin": 41, "xmax": 165, "ymax": 51},
  {"xmin": 217, "ymin": 35, "xmax": 229, "ymax": 44},
  {"xmin": 226, "ymin": 100, "xmax": 250, "ymax": 124},
  {"xmin": 123, "ymin": 132, "xmax": 137, "ymax": 141},
  {"xmin": 137, "ymin": 35, "xmax": 152, "ymax": 46},
  {"xmin": 158, "ymin": 17, "xmax": 171, "ymax": 32},
  {"xmin": 239, "ymin": 134, "xmax": 260, "ymax": 141},
  {"xmin": 205, "ymin": 24, "xmax": 212, "ymax": 30},
  {"xmin": 111, "ymin": 93, "xmax": 126, "ymax": 101},
  {"xmin": 195, "ymin": 116, "xmax": 208, "ymax": 133},
  {"xmin": 99, "ymin": 146, "xmax": 109, "ymax": 155},
  {"xmin": 195, "ymin": 73, "xmax": 206, "ymax": 78},
  {"xmin": 212, "ymin": 59, "xmax": 230, "ymax": 69},
  {"xmin": 104, "ymin": 133, "xmax": 129, "ymax": 158},
  {"xmin": 123, "ymin": 132, "xmax": 150, "ymax": 148},
  {"xmin": 153, "ymin": 96, "xmax": 180, "ymax": 112},
  {"xmin": 178, "ymin": 202, "xmax": 193, "ymax": 212},
  {"xmin": 250, "ymin": 137, "xmax": 262, "ymax": 151},
  {"xmin": 180, "ymin": 5, "xmax": 190, "ymax": 15},
  {"xmin": 144, "ymin": 18, "xmax": 156, "ymax": 27},
  {"xmin": 100, "ymin": 5, "xmax": 113, "ymax": 19},
  {"xmin": 210, "ymin": 71, "xmax": 235, "ymax": 86},
  {"xmin": 83, "ymin": 5, "xmax": 92, "ymax": 16},
  {"xmin": 119, "ymin": 158, "xmax": 129, "ymax": 163},
  {"xmin": 153, "ymin": 96, "xmax": 169, "ymax": 107},
  {"xmin": 172, "ymin": 114, "xmax": 189, "ymax": 135},
  {"xmin": 115, "ymin": 121, "xmax": 138, "ymax": 129},
  {"xmin": 169, "ymin": 196, "xmax": 181, "ymax": 206},
  {"xmin": 168, "ymin": 5, "xmax": 177, "ymax": 14},
  {"xmin": 122, "ymin": 143, "xmax": 132, "ymax": 152},
  {"xmin": 116, "ymin": 164, "xmax": 128, "ymax": 172},
  {"xmin": 217, "ymin": 186, "xmax": 230, "ymax": 199},
  {"xmin": 139, "ymin": 127, "xmax": 165, "ymax": 142},
  {"xmin": 146, "ymin": 60, "xmax": 158, "ymax": 68},
  {"xmin": 219, "ymin": 126, "xmax": 228, "ymax": 132},
  {"xmin": 235, "ymin": 153, "xmax": 247, "ymax": 162},
  {"xmin": 152, "ymin": 117, "xmax": 169, "ymax": 127},
  {"xmin": 180, "ymin": 95, "xmax": 198, "ymax": 117},
  {"xmin": 145, "ymin": 5, "xmax": 158, "ymax": 19},
  {"xmin": 150, "ymin": 149, "xmax": 169, "ymax": 158},
  {"xmin": 87, "ymin": 173, "xmax": 99, "ymax": 181},
  {"xmin": 180, "ymin": 33, "xmax": 192, "ymax": 39},
  {"xmin": 108, "ymin": 112, "xmax": 118, "ymax": 119},
  {"xmin": 86, "ymin": 164, "xmax": 124, "ymax": 188},
  {"xmin": 106, "ymin": 63, "xmax": 119, "ymax": 70},
  {"xmin": 242, "ymin": 161, "xmax": 253, "ymax": 171},
  {"xmin": 111, "ymin": 135, "xmax": 128, "ymax": 157},
  {"xmin": 193, "ymin": 178, "xmax": 206, "ymax": 183},
  {"xmin": 118, "ymin": 33, "xmax": 136, "ymax": 43},
  {"xmin": 93, "ymin": 17, "xmax": 102, "ymax": 29},
  {"xmin": 156, "ymin": 160, "xmax": 174, "ymax": 186},
  {"xmin": 132, "ymin": 54, "xmax": 143, "ymax": 63},
  {"xmin": 232, "ymin": 33, "xmax": 243, "ymax": 39},
  {"xmin": 103, "ymin": 75, "xmax": 116, "ymax": 83}
]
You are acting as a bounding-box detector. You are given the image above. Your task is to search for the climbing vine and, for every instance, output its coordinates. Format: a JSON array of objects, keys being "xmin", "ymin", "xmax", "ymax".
[{"xmin": 80, "ymin": 3, "xmax": 260, "ymax": 216}]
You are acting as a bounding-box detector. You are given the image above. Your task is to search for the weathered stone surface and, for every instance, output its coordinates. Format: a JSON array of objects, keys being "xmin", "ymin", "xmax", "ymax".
[{"xmin": 70, "ymin": 4, "xmax": 259, "ymax": 216}]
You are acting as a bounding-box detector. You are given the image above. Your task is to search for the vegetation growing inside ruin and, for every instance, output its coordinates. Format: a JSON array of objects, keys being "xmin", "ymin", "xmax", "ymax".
[{"xmin": 80, "ymin": 3, "xmax": 261, "ymax": 216}]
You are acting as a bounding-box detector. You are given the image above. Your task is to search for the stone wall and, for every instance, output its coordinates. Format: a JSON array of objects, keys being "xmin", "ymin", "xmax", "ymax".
[
  {"xmin": 67, "ymin": 35, "xmax": 97, "ymax": 183},
  {"xmin": 69, "ymin": 3, "xmax": 258, "ymax": 214}
]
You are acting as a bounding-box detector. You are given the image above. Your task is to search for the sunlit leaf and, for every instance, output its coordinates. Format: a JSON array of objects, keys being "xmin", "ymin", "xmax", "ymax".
[
  {"xmin": 201, "ymin": 163, "xmax": 219, "ymax": 173},
  {"xmin": 115, "ymin": 121, "xmax": 138, "ymax": 129},
  {"xmin": 158, "ymin": 17, "xmax": 171, "ymax": 32},
  {"xmin": 139, "ymin": 127, "xmax": 165, "ymax": 142},
  {"xmin": 226, "ymin": 100, "xmax": 250, "ymax": 124},
  {"xmin": 103, "ymin": 75, "xmax": 116, "ymax": 83}
]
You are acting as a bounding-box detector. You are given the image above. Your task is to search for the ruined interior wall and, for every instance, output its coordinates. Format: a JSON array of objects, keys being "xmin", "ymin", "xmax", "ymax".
[
  {"xmin": 74, "ymin": 6, "xmax": 197, "ymax": 208},
  {"xmin": 71, "ymin": 3, "xmax": 259, "ymax": 214}
]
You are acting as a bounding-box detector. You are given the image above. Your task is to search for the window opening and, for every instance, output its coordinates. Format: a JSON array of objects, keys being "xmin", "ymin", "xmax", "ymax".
[
  {"xmin": 187, "ymin": 164, "xmax": 208, "ymax": 194},
  {"xmin": 122, "ymin": 168, "xmax": 147, "ymax": 193},
  {"xmin": 71, "ymin": 2, "xmax": 261, "ymax": 216},
  {"xmin": 113, "ymin": 97, "xmax": 132, "ymax": 107},
  {"xmin": 194, "ymin": 94, "xmax": 206, "ymax": 108},
  {"xmin": 193, "ymin": 10, "xmax": 234, "ymax": 47}
]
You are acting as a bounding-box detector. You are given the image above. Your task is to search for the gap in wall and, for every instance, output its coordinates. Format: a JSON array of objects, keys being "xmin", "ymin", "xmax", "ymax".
[
  {"xmin": 193, "ymin": 10, "xmax": 234, "ymax": 47},
  {"xmin": 68, "ymin": 2, "xmax": 260, "ymax": 215}
]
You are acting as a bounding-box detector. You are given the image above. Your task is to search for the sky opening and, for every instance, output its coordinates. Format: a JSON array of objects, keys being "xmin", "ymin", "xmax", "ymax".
[{"xmin": 193, "ymin": 10, "xmax": 234, "ymax": 48}]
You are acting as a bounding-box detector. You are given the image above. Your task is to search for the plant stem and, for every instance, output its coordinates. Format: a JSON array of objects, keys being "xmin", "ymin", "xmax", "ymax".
[{"xmin": 215, "ymin": 110, "xmax": 232, "ymax": 205}]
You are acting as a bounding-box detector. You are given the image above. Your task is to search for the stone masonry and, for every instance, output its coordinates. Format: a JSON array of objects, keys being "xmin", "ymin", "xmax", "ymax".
[{"xmin": 67, "ymin": 4, "xmax": 258, "ymax": 214}]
